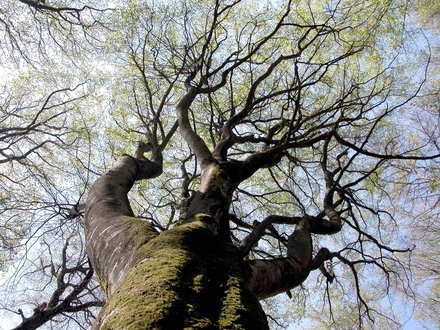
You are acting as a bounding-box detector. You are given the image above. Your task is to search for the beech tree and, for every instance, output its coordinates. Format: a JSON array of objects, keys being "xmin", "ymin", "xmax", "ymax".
[{"xmin": 1, "ymin": 0, "xmax": 439, "ymax": 329}]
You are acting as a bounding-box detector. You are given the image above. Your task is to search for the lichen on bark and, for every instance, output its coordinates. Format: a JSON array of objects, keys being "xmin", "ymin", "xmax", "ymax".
[{"xmin": 94, "ymin": 219, "xmax": 268, "ymax": 329}]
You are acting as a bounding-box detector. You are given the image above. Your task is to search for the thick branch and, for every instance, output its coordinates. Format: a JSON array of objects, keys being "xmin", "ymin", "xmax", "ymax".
[
  {"xmin": 235, "ymin": 131, "xmax": 332, "ymax": 182},
  {"xmin": 236, "ymin": 147, "xmax": 286, "ymax": 182},
  {"xmin": 320, "ymin": 137, "xmax": 344, "ymax": 234},
  {"xmin": 85, "ymin": 146, "xmax": 162, "ymax": 295},
  {"xmin": 239, "ymin": 215, "xmax": 302, "ymax": 257},
  {"xmin": 247, "ymin": 218, "xmax": 312, "ymax": 299},
  {"xmin": 239, "ymin": 213, "xmax": 344, "ymax": 259},
  {"xmin": 176, "ymin": 87, "xmax": 214, "ymax": 167}
]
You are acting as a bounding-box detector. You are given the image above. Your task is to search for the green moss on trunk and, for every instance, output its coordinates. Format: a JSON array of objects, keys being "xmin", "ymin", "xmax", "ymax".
[{"xmin": 94, "ymin": 219, "xmax": 268, "ymax": 329}]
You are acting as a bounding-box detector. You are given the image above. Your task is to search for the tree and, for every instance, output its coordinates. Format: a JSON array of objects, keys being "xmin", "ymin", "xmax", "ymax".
[{"xmin": 1, "ymin": 0, "xmax": 439, "ymax": 329}]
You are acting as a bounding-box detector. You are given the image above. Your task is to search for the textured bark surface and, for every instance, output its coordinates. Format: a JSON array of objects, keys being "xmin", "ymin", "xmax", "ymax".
[
  {"xmin": 85, "ymin": 141, "xmax": 323, "ymax": 328},
  {"xmin": 93, "ymin": 219, "xmax": 268, "ymax": 330},
  {"xmin": 247, "ymin": 219, "xmax": 312, "ymax": 299},
  {"xmin": 85, "ymin": 155, "xmax": 161, "ymax": 296}
]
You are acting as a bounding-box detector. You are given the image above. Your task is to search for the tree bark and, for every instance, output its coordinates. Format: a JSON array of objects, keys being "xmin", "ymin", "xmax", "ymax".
[
  {"xmin": 85, "ymin": 154, "xmax": 269, "ymax": 329},
  {"xmin": 93, "ymin": 219, "xmax": 268, "ymax": 329}
]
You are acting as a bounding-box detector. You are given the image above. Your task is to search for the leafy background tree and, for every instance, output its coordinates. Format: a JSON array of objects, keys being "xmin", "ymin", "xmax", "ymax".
[{"xmin": 0, "ymin": 0, "xmax": 438, "ymax": 329}]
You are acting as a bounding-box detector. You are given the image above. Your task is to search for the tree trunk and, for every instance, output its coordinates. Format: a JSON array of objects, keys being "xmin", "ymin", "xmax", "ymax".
[
  {"xmin": 85, "ymin": 146, "xmax": 321, "ymax": 329},
  {"xmin": 85, "ymin": 153, "xmax": 268, "ymax": 329},
  {"xmin": 92, "ymin": 219, "xmax": 268, "ymax": 329}
]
